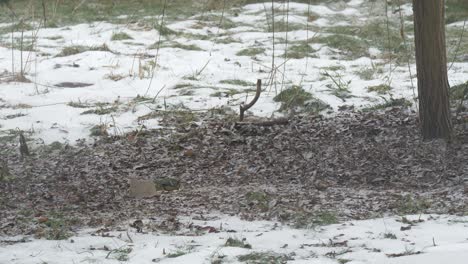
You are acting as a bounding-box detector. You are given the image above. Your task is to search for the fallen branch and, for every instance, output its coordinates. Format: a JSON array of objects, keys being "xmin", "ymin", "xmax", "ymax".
[
  {"xmin": 240, "ymin": 79, "xmax": 262, "ymax": 121},
  {"xmin": 235, "ymin": 118, "xmax": 289, "ymax": 127}
]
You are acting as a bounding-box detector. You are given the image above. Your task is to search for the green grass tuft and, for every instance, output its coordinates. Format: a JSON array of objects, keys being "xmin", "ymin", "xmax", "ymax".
[
  {"xmin": 362, "ymin": 97, "xmax": 412, "ymax": 112},
  {"xmin": 266, "ymin": 21, "xmax": 304, "ymax": 32},
  {"xmin": 355, "ymin": 67, "xmax": 375, "ymax": 80},
  {"xmin": 220, "ymin": 79, "xmax": 255, "ymax": 86},
  {"xmin": 170, "ymin": 42, "xmax": 203, "ymax": 51},
  {"xmin": 110, "ymin": 247, "xmax": 132, "ymax": 262},
  {"xmin": 285, "ymin": 42, "xmax": 316, "ymax": 59},
  {"xmin": 321, "ymin": 71, "xmax": 353, "ymax": 101},
  {"xmin": 274, "ymin": 85, "xmax": 313, "ymax": 110},
  {"xmin": 38, "ymin": 212, "xmax": 75, "ymax": 240},
  {"xmin": 338, "ymin": 259, "xmax": 352, "ymax": 264},
  {"xmin": 315, "ymin": 34, "xmax": 368, "ymax": 59},
  {"xmin": 167, "ymin": 250, "xmax": 187, "ymax": 258},
  {"xmin": 0, "ymin": 21, "xmax": 33, "ymax": 34},
  {"xmin": 450, "ymin": 81, "xmax": 468, "ymax": 100},
  {"xmin": 394, "ymin": 194, "xmax": 431, "ymax": 215},
  {"xmin": 90, "ymin": 43, "xmax": 112, "ymax": 52},
  {"xmin": 81, "ymin": 106, "xmax": 118, "ymax": 115},
  {"xmin": 236, "ymin": 47, "xmax": 265, "ymax": 57},
  {"xmin": 215, "ymin": 36, "xmax": 240, "ymax": 44},
  {"xmin": 292, "ymin": 211, "xmax": 339, "ymax": 229},
  {"xmin": 274, "ymin": 85, "xmax": 329, "ymax": 113},
  {"xmin": 56, "ymin": 45, "xmax": 87, "ymax": 57},
  {"xmin": 446, "ymin": 27, "xmax": 468, "ymax": 62},
  {"xmin": 245, "ymin": 191, "xmax": 270, "ymax": 212},
  {"xmin": 151, "ymin": 41, "xmax": 203, "ymax": 51},
  {"xmin": 225, "ymin": 237, "xmax": 252, "ymax": 249},
  {"xmin": 111, "ymin": 31, "xmax": 133, "ymax": 41},
  {"xmin": 238, "ymin": 252, "xmax": 293, "ymax": 263},
  {"xmin": 89, "ymin": 124, "xmax": 108, "ymax": 137},
  {"xmin": 155, "ymin": 22, "xmax": 178, "ymax": 36},
  {"xmin": 446, "ymin": 0, "xmax": 468, "ymax": 24},
  {"xmin": 367, "ymin": 84, "xmax": 392, "ymax": 95},
  {"xmin": 67, "ymin": 100, "xmax": 91, "ymax": 108}
]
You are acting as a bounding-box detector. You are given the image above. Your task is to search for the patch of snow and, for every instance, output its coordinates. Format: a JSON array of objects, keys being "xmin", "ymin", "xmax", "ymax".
[
  {"xmin": 0, "ymin": 1, "xmax": 466, "ymax": 144},
  {"xmin": 369, "ymin": 47, "xmax": 381, "ymax": 57},
  {"xmin": 312, "ymin": 18, "xmax": 330, "ymax": 27},
  {"xmin": 0, "ymin": 215, "xmax": 467, "ymax": 264},
  {"xmin": 348, "ymin": 0, "xmax": 365, "ymax": 7},
  {"xmin": 448, "ymin": 21, "xmax": 468, "ymax": 27}
]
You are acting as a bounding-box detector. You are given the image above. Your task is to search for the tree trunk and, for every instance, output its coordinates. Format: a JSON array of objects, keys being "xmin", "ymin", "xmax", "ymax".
[{"xmin": 412, "ymin": 0, "xmax": 452, "ymax": 140}]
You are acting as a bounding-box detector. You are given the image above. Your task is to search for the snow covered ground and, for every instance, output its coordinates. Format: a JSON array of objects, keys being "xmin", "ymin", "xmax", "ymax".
[
  {"xmin": 0, "ymin": 0, "xmax": 467, "ymax": 144},
  {"xmin": 1, "ymin": 2, "xmax": 467, "ymax": 263},
  {"xmin": 1, "ymin": 214, "xmax": 467, "ymax": 264}
]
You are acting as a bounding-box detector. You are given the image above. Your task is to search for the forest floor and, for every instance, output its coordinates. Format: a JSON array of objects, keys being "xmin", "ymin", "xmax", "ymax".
[
  {"xmin": 1, "ymin": 107, "xmax": 467, "ymax": 263},
  {"xmin": 0, "ymin": 0, "xmax": 468, "ymax": 263}
]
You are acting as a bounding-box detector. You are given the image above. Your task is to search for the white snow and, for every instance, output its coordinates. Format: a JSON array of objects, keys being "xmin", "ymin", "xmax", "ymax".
[
  {"xmin": 0, "ymin": 215, "xmax": 467, "ymax": 264},
  {"xmin": 0, "ymin": 1, "xmax": 467, "ymax": 145},
  {"xmin": 1, "ymin": 3, "xmax": 467, "ymax": 263}
]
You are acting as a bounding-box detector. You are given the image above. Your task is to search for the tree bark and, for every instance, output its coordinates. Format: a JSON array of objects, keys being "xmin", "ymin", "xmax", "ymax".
[{"xmin": 412, "ymin": 0, "xmax": 452, "ymax": 140}]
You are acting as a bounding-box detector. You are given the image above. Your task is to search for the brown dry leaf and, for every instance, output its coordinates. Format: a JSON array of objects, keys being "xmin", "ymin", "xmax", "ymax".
[
  {"xmin": 0, "ymin": 107, "xmax": 467, "ymax": 236},
  {"xmin": 37, "ymin": 216, "xmax": 49, "ymax": 224}
]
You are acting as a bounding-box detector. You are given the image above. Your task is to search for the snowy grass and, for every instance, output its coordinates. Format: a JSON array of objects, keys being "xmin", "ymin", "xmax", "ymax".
[
  {"xmin": 1, "ymin": 214, "xmax": 467, "ymax": 264},
  {"xmin": 111, "ymin": 32, "xmax": 133, "ymax": 41},
  {"xmin": 446, "ymin": 0, "xmax": 468, "ymax": 24},
  {"xmin": 0, "ymin": 0, "xmax": 467, "ymax": 145},
  {"xmin": 0, "ymin": 3, "xmax": 466, "ymax": 263}
]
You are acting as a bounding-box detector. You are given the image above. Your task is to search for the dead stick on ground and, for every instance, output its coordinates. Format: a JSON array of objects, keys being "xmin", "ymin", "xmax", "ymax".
[
  {"xmin": 235, "ymin": 118, "xmax": 289, "ymax": 127},
  {"xmin": 239, "ymin": 79, "xmax": 262, "ymax": 121}
]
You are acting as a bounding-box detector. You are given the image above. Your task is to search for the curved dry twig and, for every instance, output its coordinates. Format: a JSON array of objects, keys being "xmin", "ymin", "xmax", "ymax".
[{"xmin": 240, "ymin": 79, "xmax": 262, "ymax": 121}]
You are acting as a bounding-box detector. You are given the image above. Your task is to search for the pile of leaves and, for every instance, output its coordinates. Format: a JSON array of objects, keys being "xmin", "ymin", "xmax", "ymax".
[{"xmin": 0, "ymin": 107, "xmax": 467, "ymax": 236}]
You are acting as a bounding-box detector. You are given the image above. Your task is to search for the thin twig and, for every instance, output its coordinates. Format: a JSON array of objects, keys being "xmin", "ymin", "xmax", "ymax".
[
  {"xmin": 396, "ymin": 0, "xmax": 417, "ymax": 111},
  {"xmin": 144, "ymin": 0, "xmax": 168, "ymax": 97},
  {"xmin": 151, "ymin": 85, "xmax": 166, "ymax": 103},
  {"xmin": 262, "ymin": 2, "xmax": 271, "ymax": 31},
  {"xmin": 448, "ymin": 18, "xmax": 467, "ymax": 72},
  {"xmin": 384, "ymin": 0, "xmax": 394, "ymax": 85},
  {"xmin": 195, "ymin": 59, "xmax": 211, "ymax": 76},
  {"xmin": 301, "ymin": 0, "xmax": 312, "ymax": 85},
  {"xmin": 41, "ymin": 0, "xmax": 46, "ymax": 26},
  {"xmin": 281, "ymin": 0, "xmax": 290, "ymax": 93},
  {"xmin": 455, "ymin": 82, "xmax": 468, "ymax": 119},
  {"xmin": 20, "ymin": 24, "xmax": 24, "ymax": 77},
  {"xmin": 209, "ymin": 0, "xmax": 227, "ymax": 56},
  {"xmin": 71, "ymin": 0, "xmax": 87, "ymax": 15},
  {"xmin": 126, "ymin": 231, "xmax": 134, "ymax": 244},
  {"xmin": 270, "ymin": 0, "xmax": 276, "ymax": 94}
]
